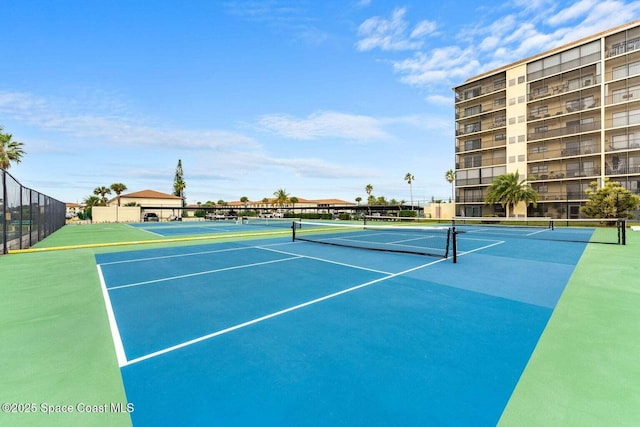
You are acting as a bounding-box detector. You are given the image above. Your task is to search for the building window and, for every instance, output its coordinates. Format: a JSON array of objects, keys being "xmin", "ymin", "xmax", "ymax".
[
  {"xmin": 464, "ymin": 154, "xmax": 482, "ymax": 168},
  {"xmin": 531, "ymin": 165, "xmax": 548, "ymax": 173},
  {"xmin": 518, "ymin": 76, "xmax": 525, "ymax": 84},
  {"xmin": 464, "ymin": 122, "xmax": 481, "ymax": 133},
  {"xmin": 464, "ymin": 139, "xmax": 481, "ymax": 150},
  {"xmin": 464, "ymin": 87, "xmax": 481, "ymax": 99},
  {"xmin": 465, "ymin": 105, "xmax": 482, "ymax": 116}
]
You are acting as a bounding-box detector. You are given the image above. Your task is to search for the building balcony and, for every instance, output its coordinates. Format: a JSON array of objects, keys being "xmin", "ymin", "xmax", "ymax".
[
  {"xmin": 528, "ymin": 121, "xmax": 600, "ymax": 141},
  {"xmin": 606, "ymin": 36, "xmax": 640, "ymax": 58}
]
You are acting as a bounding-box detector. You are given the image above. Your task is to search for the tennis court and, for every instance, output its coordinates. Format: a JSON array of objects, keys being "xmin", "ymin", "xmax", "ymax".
[
  {"xmin": 95, "ymin": 220, "xmax": 585, "ymax": 425},
  {"xmin": 2, "ymin": 220, "xmax": 638, "ymax": 426}
]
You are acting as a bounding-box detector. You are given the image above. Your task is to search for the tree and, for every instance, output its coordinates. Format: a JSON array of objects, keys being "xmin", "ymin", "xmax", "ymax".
[
  {"xmin": 445, "ymin": 169, "xmax": 455, "ymax": 202},
  {"xmin": 110, "ymin": 183, "xmax": 127, "ymax": 206},
  {"xmin": 581, "ymin": 178, "xmax": 640, "ymax": 219},
  {"xmin": 289, "ymin": 196, "xmax": 299, "ymax": 212},
  {"xmin": 0, "ymin": 126, "xmax": 26, "ymax": 170},
  {"xmin": 365, "ymin": 184, "xmax": 373, "ymax": 215},
  {"xmin": 83, "ymin": 195, "xmax": 101, "ymax": 207},
  {"xmin": 404, "ymin": 173, "xmax": 415, "ymax": 210},
  {"xmin": 485, "ymin": 171, "xmax": 538, "ymax": 217},
  {"xmin": 173, "ymin": 159, "xmax": 186, "ymax": 207},
  {"xmin": 82, "ymin": 195, "xmax": 101, "ymax": 220},
  {"xmin": 355, "ymin": 196, "xmax": 362, "ymax": 205},
  {"xmin": 240, "ymin": 196, "xmax": 249, "ymax": 212},
  {"xmin": 93, "ymin": 186, "xmax": 112, "ymax": 205},
  {"xmin": 273, "ymin": 188, "xmax": 289, "ymax": 210},
  {"xmin": 365, "ymin": 184, "xmax": 373, "ymax": 199}
]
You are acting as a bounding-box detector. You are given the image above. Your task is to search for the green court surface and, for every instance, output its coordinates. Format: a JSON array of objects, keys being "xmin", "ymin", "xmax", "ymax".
[{"xmin": 0, "ymin": 223, "xmax": 639, "ymax": 426}]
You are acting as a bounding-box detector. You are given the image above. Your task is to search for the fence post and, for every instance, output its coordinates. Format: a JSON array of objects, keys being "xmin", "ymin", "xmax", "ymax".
[{"xmin": 2, "ymin": 170, "xmax": 7, "ymax": 254}]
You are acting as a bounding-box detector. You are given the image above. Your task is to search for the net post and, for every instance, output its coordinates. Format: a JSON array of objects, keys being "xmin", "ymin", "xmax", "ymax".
[
  {"xmin": 620, "ymin": 219, "xmax": 626, "ymax": 245},
  {"xmin": 452, "ymin": 226, "xmax": 457, "ymax": 264},
  {"xmin": 292, "ymin": 221, "xmax": 296, "ymax": 242}
]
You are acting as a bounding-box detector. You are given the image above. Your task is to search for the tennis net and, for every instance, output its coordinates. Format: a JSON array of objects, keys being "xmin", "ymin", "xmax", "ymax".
[
  {"xmin": 242, "ymin": 217, "xmax": 301, "ymax": 228},
  {"xmin": 451, "ymin": 216, "xmax": 626, "ymax": 245},
  {"xmin": 292, "ymin": 221, "xmax": 453, "ymax": 258}
]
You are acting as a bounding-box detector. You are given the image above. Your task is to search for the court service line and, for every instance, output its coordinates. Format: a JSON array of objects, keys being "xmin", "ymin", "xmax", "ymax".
[
  {"xmin": 122, "ymin": 256, "xmax": 448, "ymax": 367},
  {"xmin": 526, "ymin": 228, "xmax": 553, "ymax": 236},
  {"xmin": 107, "ymin": 256, "xmax": 303, "ymax": 291},
  {"xmin": 455, "ymin": 240, "xmax": 506, "ymax": 256},
  {"xmin": 97, "ymin": 265, "xmax": 128, "ymax": 368},
  {"xmin": 99, "ymin": 245, "xmax": 252, "ymax": 266},
  {"xmin": 256, "ymin": 245, "xmax": 395, "ymax": 275}
]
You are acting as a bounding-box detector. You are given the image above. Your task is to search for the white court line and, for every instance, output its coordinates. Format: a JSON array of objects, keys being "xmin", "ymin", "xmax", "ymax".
[
  {"xmin": 97, "ymin": 265, "xmax": 128, "ymax": 368},
  {"xmin": 257, "ymin": 245, "xmax": 394, "ymax": 275},
  {"xmin": 455, "ymin": 239, "xmax": 506, "ymax": 256},
  {"xmin": 108, "ymin": 256, "xmax": 302, "ymax": 291},
  {"xmin": 122, "ymin": 256, "xmax": 448, "ymax": 367},
  {"xmin": 99, "ymin": 245, "xmax": 252, "ymax": 266},
  {"xmin": 526, "ymin": 228, "xmax": 553, "ymax": 236}
]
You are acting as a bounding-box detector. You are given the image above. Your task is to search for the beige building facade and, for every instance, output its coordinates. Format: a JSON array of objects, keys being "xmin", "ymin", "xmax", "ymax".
[{"xmin": 454, "ymin": 20, "xmax": 640, "ymax": 218}]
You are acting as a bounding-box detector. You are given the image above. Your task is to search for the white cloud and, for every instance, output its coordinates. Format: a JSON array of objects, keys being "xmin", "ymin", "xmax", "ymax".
[
  {"xmin": 257, "ymin": 111, "xmax": 391, "ymax": 141},
  {"xmin": 356, "ymin": 0, "xmax": 640, "ymax": 92},
  {"xmin": 356, "ymin": 8, "xmax": 436, "ymax": 52},
  {"xmin": 0, "ymin": 90, "xmax": 258, "ymax": 150},
  {"xmin": 393, "ymin": 47, "xmax": 481, "ymax": 86},
  {"xmin": 547, "ymin": 0, "xmax": 597, "ymax": 26}
]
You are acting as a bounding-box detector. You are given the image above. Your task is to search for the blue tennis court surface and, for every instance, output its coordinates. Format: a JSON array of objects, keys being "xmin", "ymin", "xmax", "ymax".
[{"xmin": 95, "ymin": 229, "xmax": 587, "ymax": 425}]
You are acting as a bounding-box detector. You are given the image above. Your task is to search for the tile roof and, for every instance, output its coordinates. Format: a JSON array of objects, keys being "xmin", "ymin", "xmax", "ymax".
[{"xmin": 120, "ymin": 189, "xmax": 182, "ymax": 199}]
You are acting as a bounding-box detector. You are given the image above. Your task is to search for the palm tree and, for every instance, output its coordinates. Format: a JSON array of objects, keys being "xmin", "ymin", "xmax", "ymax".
[
  {"xmin": 0, "ymin": 126, "xmax": 26, "ymax": 170},
  {"xmin": 110, "ymin": 183, "xmax": 127, "ymax": 206},
  {"xmin": 83, "ymin": 195, "xmax": 101, "ymax": 220},
  {"xmin": 239, "ymin": 196, "xmax": 249, "ymax": 215},
  {"xmin": 355, "ymin": 196, "xmax": 362, "ymax": 205},
  {"xmin": 289, "ymin": 196, "xmax": 298, "ymax": 214},
  {"xmin": 83, "ymin": 195, "xmax": 101, "ymax": 207},
  {"xmin": 404, "ymin": 173, "xmax": 415, "ymax": 210},
  {"xmin": 273, "ymin": 188, "xmax": 289, "ymax": 211},
  {"xmin": 93, "ymin": 186, "xmax": 112, "ymax": 205},
  {"xmin": 485, "ymin": 171, "xmax": 538, "ymax": 217},
  {"xmin": 365, "ymin": 184, "xmax": 373, "ymax": 215},
  {"xmin": 445, "ymin": 169, "xmax": 455, "ymax": 202}
]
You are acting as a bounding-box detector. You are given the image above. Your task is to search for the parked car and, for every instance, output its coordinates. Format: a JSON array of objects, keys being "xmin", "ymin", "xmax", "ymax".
[
  {"xmin": 168, "ymin": 215, "xmax": 182, "ymax": 221},
  {"xmin": 143, "ymin": 212, "xmax": 159, "ymax": 222}
]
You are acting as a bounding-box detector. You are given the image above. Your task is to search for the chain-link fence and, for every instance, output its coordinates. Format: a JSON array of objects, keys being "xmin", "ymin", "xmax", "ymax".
[{"xmin": 1, "ymin": 170, "xmax": 66, "ymax": 254}]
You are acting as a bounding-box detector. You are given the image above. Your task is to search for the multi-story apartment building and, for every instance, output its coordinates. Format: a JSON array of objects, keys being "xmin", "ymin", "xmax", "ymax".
[{"xmin": 454, "ymin": 20, "xmax": 640, "ymax": 218}]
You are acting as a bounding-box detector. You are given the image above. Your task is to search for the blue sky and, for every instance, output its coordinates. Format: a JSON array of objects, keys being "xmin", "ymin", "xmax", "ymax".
[{"xmin": 2, "ymin": 0, "xmax": 640, "ymax": 205}]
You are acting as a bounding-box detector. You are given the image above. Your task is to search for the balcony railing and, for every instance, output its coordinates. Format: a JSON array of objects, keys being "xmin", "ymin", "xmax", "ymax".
[
  {"xmin": 528, "ymin": 76, "xmax": 600, "ymax": 102},
  {"xmin": 528, "ymin": 121, "xmax": 600, "ymax": 141},
  {"xmin": 606, "ymin": 37, "xmax": 640, "ymax": 58},
  {"xmin": 455, "ymin": 80, "xmax": 506, "ymax": 103},
  {"xmin": 528, "ymin": 168, "xmax": 601, "ymax": 180}
]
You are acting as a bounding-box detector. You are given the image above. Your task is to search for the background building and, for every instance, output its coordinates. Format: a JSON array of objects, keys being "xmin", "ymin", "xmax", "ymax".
[{"xmin": 454, "ymin": 20, "xmax": 640, "ymax": 218}]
